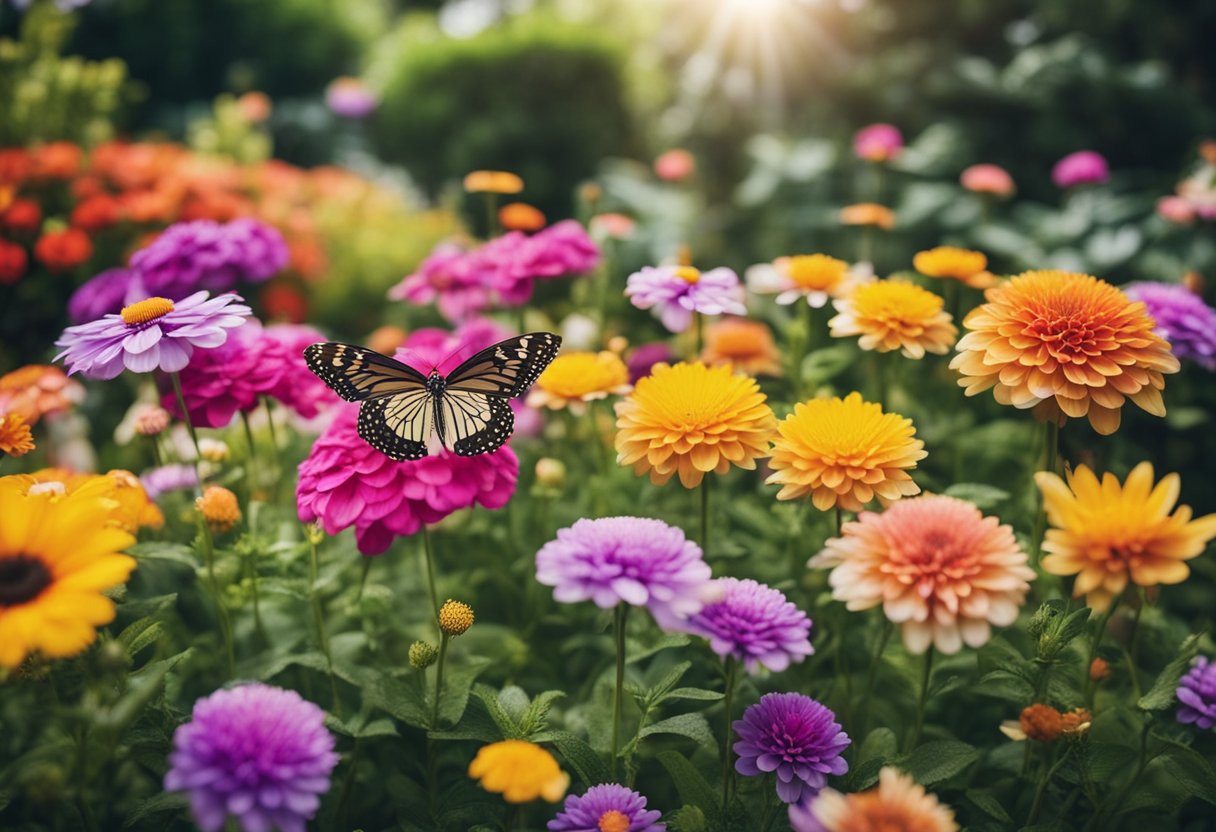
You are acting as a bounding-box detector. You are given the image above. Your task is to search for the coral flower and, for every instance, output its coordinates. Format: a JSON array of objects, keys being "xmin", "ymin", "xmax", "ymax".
[
  {"xmin": 654, "ymin": 149, "xmax": 696, "ymax": 181},
  {"xmin": 950, "ymin": 271, "xmax": 1180, "ymax": 434},
  {"xmin": 615, "ymin": 362, "xmax": 775, "ymax": 488},
  {"xmin": 590, "ymin": 212, "xmax": 636, "ymax": 241},
  {"xmin": 499, "ymin": 202, "xmax": 546, "ymax": 232},
  {"xmin": 913, "ymin": 247, "xmax": 996, "ymax": 289},
  {"xmin": 810, "ymin": 495, "xmax": 1034, "ymax": 654},
  {"xmin": 766, "ymin": 392, "xmax": 925, "ymax": 511},
  {"xmin": 789, "ymin": 767, "xmax": 958, "ymax": 832},
  {"xmin": 527, "ymin": 351, "xmax": 632, "ymax": 414},
  {"xmin": 747, "ymin": 254, "xmax": 868, "ymax": 308},
  {"xmin": 840, "ymin": 203, "xmax": 895, "ymax": 230},
  {"xmin": 0, "ymin": 414, "xmax": 35, "ymax": 458},
  {"xmin": 625, "ymin": 265, "xmax": 747, "ymax": 333},
  {"xmin": 71, "ymin": 194, "xmax": 123, "ymax": 233},
  {"xmin": 853, "ymin": 124, "xmax": 903, "ymax": 163},
  {"xmin": 464, "ymin": 170, "xmax": 524, "ymax": 195},
  {"xmin": 700, "ymin": 317, "xmax": 782, "ymax": 376},
  {"xmin": 734, "ymin": 693, "xmax": 850, "ymax": 804},
  {"xmin": 961, "ymin": 164, "xmax": 1015, "ymax": 198},
  {"xmin": 32, "ymin": 141, "xmax": 82, "ymax": 179},
  {"xmin": 2, "ymin": 198, "xmax": 42, "ymax": 233},
  {"xmin": 0, "ymin": 475, "xmax": 137, "ymax": 668},
  {"xmin": 467, "ymin": 740, "xmax": 569, "ymax": 804},
  {"xmin": 34, "ymin": 228, "xmax": 93, "ymax": 272},
  {"xmin": 1036, "ymin": 462, "xmax": 1216, "ymax": 610},
  {"xmin": 829, "ymin": 281, "xmax": 957, "ymax": 358},
  {"xmin": 0, "ymin": 365, "xmax": 84, "ymax": 426},
  {"xmin": 0, "ymin": 240, "xmax": 27, "ymax": 285},
  {"xmin": 548, "ymin": 784, "xmax": 665, "ymax": 832}
]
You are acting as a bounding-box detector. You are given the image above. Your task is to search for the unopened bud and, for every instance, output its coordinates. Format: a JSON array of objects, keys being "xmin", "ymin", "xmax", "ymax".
[{"xmin": 409, "ymin": 640, "xmax": 438, "ymax": 669}]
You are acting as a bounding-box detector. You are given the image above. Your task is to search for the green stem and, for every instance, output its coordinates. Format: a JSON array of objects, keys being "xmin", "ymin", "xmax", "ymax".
[
  {"xmin": 356, "ymin": 557, "xmax": 373, "ymax": 603},
  {"xmin": 908, "ymin": 646, "xmax": 934, "ymax": 751},
  {"xmin": 484, "ymin": 193, "xmax": 499, "ymax": 238},
  {"xmin": 693, "ymin": 311, "xmax": 705, "ymax": 360},
  {"xmin": 834, "ymin": 505, "xmax": 843, "ymax": 537},
  {"xmin": 699, "ymin": 477, "xmax": 710, "ymax": 558},
  {"xmin": 1027, "ymin": 745, "xmax": 1068, "ymax": 825},
  {"xmin": 431, "ymin": 634, "xmax": 450, "ymax": 729},
  {"xmin": 421, "ymin": 525, "xmax": 439, "ymax": 620},
  {"xmin": 170, "ymin": 371, "xmax": 203, "ymax": 490},
  {"xmin": 1084, "ymin": 597, "xmax": 1120, "ymax": 710},
  {"xmin": 721, "ymin": 657, "xmax": 738, "ymax": 813},
  {"xmin": 586, "ymin": 404, "xmax": 608, "ymax": 475},
  {"xmin": 859, "ymin": 620, "xmax": 893, "ymax": 738},
  {"xmin": 197, "ymin": 515, "xmax": 235, "ymax": 678},
  {"xmin": 1125, "ymin": 593, "xmax": 1146, "ymax": 702},
  {"xmin": 308, "ymin": 530, "xmax": 341, "ymax": 716},
  {"xmin": 611, "ymin": 604, "xmax": 629, "ymax": 779},
  {"xmin": 240, "ymin": 410, "xmax": 259, "ymax": 501}
]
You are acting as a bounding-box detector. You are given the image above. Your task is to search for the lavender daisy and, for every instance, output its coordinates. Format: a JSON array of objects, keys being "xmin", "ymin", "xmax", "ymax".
[
  {"xmin": 1123, "ymin": 282, "xmax": 1216, "ymax": 371},
  {"xmin": 164, "ymin": 684, "xmax": 339, "ymax": 832},
  {"xmin": 535, "ymin": 517, "xmax": 714, "ymax": 628},
  {"xmin": 1177, "ymin": 656, "xmax": 1216, "ymax": 730},
  {"xmin": 625, "ymin": 265, "xmax": 746, "ymax": 333},
  {"xmin": 686, "ymin": 578, "xmax": 814, "ymax": 674},
  {"xmin": 548, "ymin": 784, "xmax": 665, "ymax": 832},
  {"xmin": 734, "ymin": 693, "xmax": 850, "ymax": 804},
  {"xmin": 55, "ymin": 292, "xmax": 251, "ymax": 379}
]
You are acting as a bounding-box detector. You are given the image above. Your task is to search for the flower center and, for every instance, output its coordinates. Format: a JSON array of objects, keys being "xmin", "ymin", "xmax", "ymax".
[
  {"xmin": 675, "ymin": 266, "xmax": 701, "ymax": 284},
  {"xmin": 786, "ymin": 254, "xmax": 847, "ymax": 291},
  {"xmin": 120, "ymin": 297, "xmax": 175, "ymax": 327},
  {"xmin": 597, "ymin": 810, "xmax": 630, "ymax": 832},
  {"xmin": 0, "ymin": 555, "xmax": 53, "ymax": 607},
  {"xmin": 1027, "ymin": 316, "xmax": 1104, "ymax": 363}
]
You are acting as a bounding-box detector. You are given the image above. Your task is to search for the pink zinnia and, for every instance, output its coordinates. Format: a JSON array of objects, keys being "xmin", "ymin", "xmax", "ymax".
[
  {"xmin": 164, "ymin": 321, "xmax": 287, "ymax": 428},
  {"xmin": 809, "ymin": 495, "xmax": 1035, "ymax": 654},
  {"xmin": 853, "ymin": 124, "xmax": 903, "ymax": 163},
  {"xmin": 389, "ymin": 242, "xmax": 490, "ymax": 323},
  {"xmin": 960, "ymin": 164, "xmax": 1015, "ymax": 197},
  {"xmin": 654, "ymin": 149, "xmax": 695, "ymax": 181},
  {"xmin": 1052, "ymin": 150, "xmax": 1110, "ymax": 188},
  {"xmin": 261, "ymin": 323, "xmax": 339, "ymax": 419}
]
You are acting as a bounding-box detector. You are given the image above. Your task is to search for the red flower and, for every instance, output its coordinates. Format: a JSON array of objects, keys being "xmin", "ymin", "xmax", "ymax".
[
  {"xmin": 1, "ymin": 199, "xmax": 42, "ymax": 234},
  {"xmin": 260, "ymin": 283, "xmax": 308, "ymax": 323},
  {"xmin": 0, "ymin": 240, "xmax": 27, "ymax": 284},
  {"xmin": 0, "ymin": 149, "xmax": 32, "ymax": 186},
  {"xmin": 32, "ymin": 142, "xmax": 83, "ymax": 180},
  {"xmin": 33, "ymin": 229, "xmax": 93, "ymax": 272},
  {"xmin": 70, "ymin": 194, "xmax": 123, "ymax": 233}
]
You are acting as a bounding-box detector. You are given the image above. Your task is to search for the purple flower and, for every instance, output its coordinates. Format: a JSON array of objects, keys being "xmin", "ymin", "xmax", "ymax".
[
  {"xmin": 535, "ymin": 517, "xmax": 714, "ymax": 628},
  {"xmin": 625, "ymin": 265, "xmax": 746, "ymax": 333},
  {"xmin": 627, "ymin": 342, "xmax": 674, "ymax": 384},
  {"xmin": 164, "ymin": 684, "xmax": 339, "ymax": 832},
  {"xmin": 547, "ymin": 784, "xmax": 665, "ymax": 832},
  {"xmin": 226, "ymin": 218, "xmax": 290, "ymax": 282},
  {"xmin": 1177, "ymin": 656, "xmax": 1216, "ymax": 730},
  {"xmin": 326, "ymin": 77, "xmax": 378, "ymax": 119},
  {"xmin": 140, "ymin": 463, "xmax": 198, "ymax": 498},
  {"xmin": 1052, "ymin": 151, "xmax": 1110, "ymax": 188},
  {"xmin": 130, "ymin": 219, "xmax": 287, "ymax": 300},
  {"xmin": 734, "ymin": 693, "xmax": 850, "ymax": 804},
  {"xmin": 1123, "ymin": 282, "xmax": 1216, "ymax": 371},
  {"xmin": 67, "ymin": 268, "xmax": 145, "ymax": 324},
  {"xmin": 55, "ymin": 291, "xmax": 251, "ymax": 379},
  {"xmin": 686, "ymin": 578, "xmax": 814, "ymax": 674}
]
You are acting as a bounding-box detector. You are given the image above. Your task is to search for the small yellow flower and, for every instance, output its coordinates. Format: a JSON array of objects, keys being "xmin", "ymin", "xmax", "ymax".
[
  {"xmin": 527, "ymin": 352, "xmax": 632, "ymax": 414},
  {"xmin": 438, "ymin": 599, "xmax": 475, "ymax": 636},
  {"xmin": 0, "ymin": 414, "xmax": 35, "ymax": 458},
  {"xmin": 615, "ymin": 362, "xmax": 775, "ymax": 489},
  {"xmin": 913, "ymin": 246, "xmax": 997, "ymax": 288},
  {"xmin": 21, "ymin": 469, "xmax": 163, "ymax": 533},
  {"xmin": 196, "ymin": 486, "xmax": 241, "ymax": 534},
  {"xmin": 1036, "ymin": 462, "xmax": 1216, "ymax": 610},
  {"xmin": 840, "ymin": 203, "xmax": 895, "ymax": 229},
  {"xmin": 829, "ymin": 280, "xmax": 957, "ymax": 358},
  {"xmin": 463, "ymin": 170, "xmax": 524, "ymax": 195},
  {"xmin": 467, "ymin": 740, "xmax": 569, "ymax": 804},
  {"xmin": 767, "ymin": 392, "xmax": 925, "ymax": 511}
]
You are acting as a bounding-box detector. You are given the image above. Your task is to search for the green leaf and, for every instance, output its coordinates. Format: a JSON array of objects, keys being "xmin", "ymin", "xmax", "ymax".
[
  {"xmin": 657, "ymin": 751, "xmax": 721, "ymax": 825},
  {"xmin": 900, "ymin": 740, "xmax": 979, "ymax": 786},
  {"xmin": 127, "ymin": 542, "xmax": 199, "ymax": 569},
  {"xmin": 647, "ymin": 661, "xmax": 691, "ymax": 702},
  {"xmin": 520, "ymin": 690, "xmax": 565, "ymax": 737},
  {"xmin": 966, "ymin": 789, "xmax": 1013, "ymax": 823},
  {"xmin": 848, "ymin": 756, "xmax": 885, "ymax": 791},
  {"xmin": 1139, "ymin": 633, "xmax": 1201, "ymax": 711},
  {"xmin": 859, "ymin": 727, "xmax": 898, "ymax": 763},
  {"xmin": 117, "ymin": 616, "xmax": 165, "ymax": 658},
  {"xmin": 123, "ymin": 791, "xmax": 189, "ymax": 827},
  {"xmin": 326, "ymin": 714, "xmax": 399, "ymax": 739},
  {"xmin": 626, "ymin": 633, "xmax": 691, "ymax": 664},
  {"xmin": 664, "ymin": 687, "xmax": 724, "ymax": 702},
  {"xmin": 542, "ymin": 730, "xmax": 612, "ymax": 788},
  {"xmin": 1053, "ymin": 607, "xmax": 1092, "ymax": 649},
  {"xmin": 439, "ymin": 656, "xmax": 493, "ymax": 727},
  {"xmin": 361, "ymin": 670, "xmax": 429, "ymax": 729},
  {"xmin": 974, "ymin": 670, "xmax": 1035, "ymax": 703},
  {"xmin": 497, "ymin": 685, "xmax": 531, "ymax": 724},
  {"xmin": 1155, "ymin": 735, "xmax": 1216, "ymax": 806},
  {"xmin": 639, "ymin": 713, "xmax": 715, "ymax": 747},
  {"xmin": 430, "ymin": 697, "xmax": 503, "ymax": 743},
  {"xmin": 1082, "ymin": 742, "xmax": 1138, "ymax": 782},
  {"xmin": 472, "ymin": 684, "xmax": 523, "ymax": 739},
  {"xmin": 943, "ymin": 483, "xmax": 1010, "ymax": 510}
]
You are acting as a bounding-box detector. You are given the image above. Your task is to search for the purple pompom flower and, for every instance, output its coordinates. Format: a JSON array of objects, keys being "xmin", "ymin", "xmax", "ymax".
[
  {"xmin": 1052, "ymin": 151, "xmax": 1110, "ymax": 188},
  {"xmin": 55, "ymin": 292, "xmax": 251, "ymax": 379},
  {"xmin": 535, "ymin": 517, "xmax": 715, "ymax": 628},
  {"xmin": 1177, "ymin": 656, "xmax": 1216, "ymax": 730},
  {"xmin": 734, "ymin": 693, "xmax": 850, "ymax": 804},
  {"xmin": 686, "ymin": 578, "xmax": 814, "ymax": 674},
  {"xmin": 1123, "ymin": 282, "xmax": 1216, "ymax": 371},
  {"xmin": 547, "ymin": 783, "xmax": 665, "ymax": 832},
  {"xmin": 130, "ymin": 219, "xmax": 287, "ymax": 299},
  {"xmin": 164, "ymin": 684, "xmax": 339, "ymax": 832},
  {"xmin": 625, "ymin": 265, "xmax": 746, "ymax": 333},
  {"xmin": 67, "ymin": 267, "xmax": 145, "ymax": 324},
  {"xmin": 226, "ymin": 217, "xmax": 290, "ymax": 282}
]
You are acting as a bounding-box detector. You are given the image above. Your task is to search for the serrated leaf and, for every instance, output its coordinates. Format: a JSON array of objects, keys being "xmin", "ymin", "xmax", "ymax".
[
  {"xmin": 657, "ymin": 751, "xmax": 721, "ymax": 825},
  {"xmin": 497, "ymin": 685, "xmax": 530, "ymax": 724},
  {"xmin": 472, "ymin": 684, "xmax": 522, "ymax": 738},
  {"xmin": 900, "ymin": 740, "xmax": 979, "ymax": 786},
  {"xmin": 648, "ymin": 661, "xmax": 692, "ymax": 701},
  {"xmin": 430, "ymin": 697, "xmax": 503, "ymax": 743},
  {"xmin": 361, "ymin": 670, "xmax": 429, "ymax": 729},
  {"xmin": 123, "ymin": 792, "xmax": 189, "ymax": 827},
  {"xmin": 1139, "ymin": 634, "xmax": 1201, "ymax": 711},
  {"xmin": 639, "ymin": 713, "xmax": 715, "ymax": 747},
  {"xmin": 542, "ymin": 730, "xmax": 612, "ymax": 787},
  {"xmin": 966, "ymin": 789, "xmax": 1013, "ymax": 823},
  {"xmin": 1054, "ymin": 607, "xmax": 1092, "ymax": 648},
  {"xmin": 117, "ymin": 617, "xmax": 165, "ymax": 658},
  {"xmin": 326, "ymin": 714, "xmax": 399, "ymax": 739},
  {"xmin": 520, "ymin": 690, "xmax": 565, "ymax": 737}
]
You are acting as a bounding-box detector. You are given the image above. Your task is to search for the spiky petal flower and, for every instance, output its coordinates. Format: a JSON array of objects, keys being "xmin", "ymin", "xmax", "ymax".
[
  {"xmin": 810, "ymin": 495, "xmax": 1034, "ymax": 654},
  {"xmin": 829, "ymin": 280, "xmax": 957, "ymax": 358},
  {"xmin": 0, "ymin": 414, "xmax": 34, "ymax": 458},
  {"xmin": 1177, "ymin": 657, "xmax": 1216, "ymax": 730},
  {"xmin": 788, "ymin": 767, "xmax": 958, "ymax": 832},
  {"xmin": 164, "ymin": 684, "xmax": 339, "ymax": 832},
  {"xmin": 548, "ymin": 784, "xmax": 666, "ymax": 832},
  {"xmin": 615, "ymin": 362, "xmax": 775, "ymax": 488},
  {"xmin": 1035, "ymin": 462, "xmax": 1216, "ymax": 610},
  {"xmin": 951, "ymin": 271, "xmax": 1179, "ymax": 434},
  {"xmin": 1123, "ymin": 281, "xmax": 1216, "ymax": 371},
  {"xmin": 766, "ymin": 392, "xmax": 925, "ymax": 511},
  {"xmin": 625, "ymin": 265, "xmax": 746, "ymax": 333},
  {"xmin": 686, "ymin": 578, "xmax": 813, "ymax": 673},
  {"xmin": 733, "ymin": 693, "xmax": 850, "ymax": 805}
]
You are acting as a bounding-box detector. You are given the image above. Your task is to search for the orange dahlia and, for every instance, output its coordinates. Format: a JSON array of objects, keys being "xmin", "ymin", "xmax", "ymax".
[
  {"xmin": 0, "ymin": 414, "xmax": 34, "ymax": 458},
  {"xmin": 810, "ymin": 495, "xmax": 1034, "ymax": 654},
  {"xmin": 463, "ymin": 170, "xmax": 524, "ymax": 195},
  {"xmin": 913, "ymin": 246, "xmax": 997, "ymax": 289},
  {"xmin": 0, "ymin": 364, "xmax": 84, "ymax": 425},
  {"xmin": 790, "ymin": 767, "xmax": 958, "ymax": 832},
  {"xmin": 767, "ymin": 392, "xmax": 925, "ymax": 511},
  {"xmin": 499, "ymin": 202, "xmax": 546, "ymax": 232},
  {"xmin": 528, "ymin": 351, "xmax": 632, "ymax": 414},
  {"xmin": 951, "ymin": 271, "xmax": 1179, "ymax": 435},
  {"xmin": 700, "ymin": 317, "xmax": 782, "ymax": 376},
  {"xmin": 1036, "ymin": 462, "xmax": 1216, "ymax": 610},
  {"xmin": 829, "ymin": 280, "xmax": 957, "ymax": 358},
  {"xmin": 615, "ymin": 362, "xmax": 775, "ymax": 488}
]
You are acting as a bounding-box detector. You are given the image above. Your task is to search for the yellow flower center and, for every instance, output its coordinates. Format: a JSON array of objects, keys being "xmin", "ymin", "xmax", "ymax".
[
  {"xmin": 850, "ymin": 281, "xmax": 943, "ymax": 323},
  {"xmin": 536, "ymin": 352, "xmax": 629, "ymax": 399},
  {"xmin": 121, "ymin": 297, "xmax": 175, "ymax": 327},
  {"xmin": 785, "ymin": 254, "xmax": 848, "ymax": 291},
  {"xmin": 598, "ymin": 810, "xmax": 630, "ymax": 832},
  {"xmin": 674, "ymin": 266, "xmax": 701, "ymax": 284}
]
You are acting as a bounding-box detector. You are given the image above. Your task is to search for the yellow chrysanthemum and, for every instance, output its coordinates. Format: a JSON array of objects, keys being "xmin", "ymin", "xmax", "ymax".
[
  {"xmin": 0, "ymin": 414, "xmax": 34, "ymax": 457},
  {"xmin": 829, "ymin": 280, "xmax": 957, "ymax": 358},
  {"xmin": 197, "ymin": 486, "xmax": 241, "ymax": 534},
  {"xmin": 767, "ymin": 392, "xmax": 926, "ymax": 511},
  {"xmin": 0, "ymin": 475, "xmax": 137, "ymax": 667},
  {"xmin": 467, "ymin": 740, "xmax": 569, "ymax": 804},
  {"xmin": 23, "ymin": 469, "xmax": 163, "ymax": 533},
  {"xmin": 700, "ymin": 317, "xmax": 782, "ymax": 376},
  {"xmin": 951, "ymin": 271, "xmax": 1180, "ymax": 435},
  {"xmin": 913, "ymin": 246, "xmax": 998, "ymax": 289},
  {"xmin": 840, "ymin": 203, "xmax": 895, "ymax": 229},
  {"xmin": 1035, "ymin": 463, "xmax": 1216, "ymax": 611},
  {"xmin": 463, "ymin": 170, "xmax": 524, "ymax": 195},
  {"xmin": 614, "ymin": 362, "xmax": 776, "ymax": 488},
  {"xmin": 527, "ymin": 351, "xmax": 632, "ymax": 414}
]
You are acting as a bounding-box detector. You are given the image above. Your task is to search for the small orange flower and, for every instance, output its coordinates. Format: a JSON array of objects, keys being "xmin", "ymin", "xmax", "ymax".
[
  {"xmin": 70, "ymin": 194, "xmax": 123, "ymax": 233},
  {"xmin": 951, "ymin": 271, "xmax": 1179, "ymax": 434},
  {"xmin": 1061, "ymin": 708, "xmax": 1092, "ymax": 736},
  {"xmin": 237, "ymin": 90, "xmax": 272, "ymax": 123},
  {"xmin": 700, "ymin": 317, "xmax": 782, "ymax": 376},
  {"xmin": 829, "ymin": 280, "xmax": 957, "ymax": 358},
  {"xmin": 34, "ymin": 229, "xmax": 94, "ymax": 272},
  {"xmin": 0, "ymin": 414, "xmax": 35, "ymax": 458},
  {"xmin": 0, "ymin": 148, "xmax": 33, "ymax": 186},
  {"xmin": 1089, "ymin": 657, "xmax": 1110, "ymax": 681},
  {"xmin": 792, "ymin": 767, "xmax": 958, "ymax": 832},
  {"xmin": 840, "ymin": 203, "xmax": 895, "ymax": 229},
  {"xmin": 1020, "ymin": 704, "xmax": 1063, "ymax": 742},
  {"xmin": 498, "ymin": 202, "xmax": 546, "ymax": 232},
  {"xmin": 913, "ymin": 246, "xmax": 997, "ymax": 288},
  {"xmin": 32, "ymin": 142, "xmax": 82, "ymax": 180},
  {"xmin": 463, "ymin": 170, "xmax": 524, "ymax": 195},
  {"xmin": 197, "ymin": 486, "xmax": 241, "ymax": 534},
  {"xmin": 590, "ymin": 212, "xmax": 636, "ymax": 240},
  {"xmin": 367, "ymin": 325, "xmax": 408, "ymax": 356},
  {"xmin": 0, "ymin": 365, "xmax": 84, "ymax": 425},
  {"xmin": 528, "ymin": 351, "xmax": 632, "ymax": 414},
  {"xmin": 467, "ymin": 740, "xmax": 569, "ymax": 804},
  {"xmin": 1, "ymin": 198, "xmax": 42, "ymax": 234}
]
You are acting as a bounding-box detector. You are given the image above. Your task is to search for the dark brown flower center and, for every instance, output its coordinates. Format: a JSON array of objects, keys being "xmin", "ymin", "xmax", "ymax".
[{"xmin": 0, "ymin": 555, "xmax": 53, "ymax": 607}]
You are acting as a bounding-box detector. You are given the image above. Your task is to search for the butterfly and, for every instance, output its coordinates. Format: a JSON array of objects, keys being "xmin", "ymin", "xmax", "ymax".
[{"xmin": 304, "ymin": 333, "xmax": 561, "ymax": 461}]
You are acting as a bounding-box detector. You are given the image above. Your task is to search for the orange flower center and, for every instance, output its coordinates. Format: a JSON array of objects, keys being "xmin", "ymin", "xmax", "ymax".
[
  {"xmin": 597, "ymin": 810, "xmax": 630, "ymax": 832},
  {"xmin": 674, "ymin": 266, "xmax": 701, "ymax": 284},
  {"xmin": 1025, "ymin": 315, "xmax": 1107, "ymax": 364},
  {"xmin": 121, "ymin": 297, "xmax": 175, "ymax": 327},
  {"xmin": 785, "ymin": 254, "xmax": 847, "ymax": 290}
]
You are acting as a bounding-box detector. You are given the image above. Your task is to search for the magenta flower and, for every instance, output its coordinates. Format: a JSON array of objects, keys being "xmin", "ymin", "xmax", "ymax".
[
  {"xmin": 734, "ymin": 693, "xmax": 850, "ymax": 804},
  {"xmin": 548, "ymin": 784, "xmax": 665, "ymax": 832},
  {"xmin": 625, "ymin": 265, "xmax": 746, "ymax": 333},
  {"xmin": 164, "ymin": 684, "xmax": 338, "ymax": 832},
  {"xmin": 261, "ymin": 323, "xmax": 338, "ymax": 418},
  {"xmin": 535, "ymin": 517, "xmax": 714, "ymax": 628},
  {"xmin": 1177, "ymin": 656, "xmax": 1216, "ymax": 730},
  {"xmin": 163, "ymin": 322, "xmax": 286, "ymax": 428},
  {"xmin": 296, "ymin": 405, "xmax": 518, "ymax": 555},
  {"xmin": 226, "ymin": 217, "xmax": 290, "ymax": 281},
  {"xmin": 1123, "ymin": 282, "xmax": 1216, "ymax": 371},
  {"xmin": 55, "ymin": 292, "xmax": 251, "ymax": 379},
  {"xmin": 686, "ymin": 578, "xmax": 813, "ymax": 674},
  {"xmin": 627, "ymin": 342, "xmax": 675, "ymax": 383},
  {"xmin": 1052, "ymin": 151, "xmax": 1110, "ymax": 188},
  {"xmin": 853, "ymin": 123, "xmax": 903, "ymax": 163},
  {"xmin": 398, "ymin": 317, "xmax": 516, "ymax": 374}
]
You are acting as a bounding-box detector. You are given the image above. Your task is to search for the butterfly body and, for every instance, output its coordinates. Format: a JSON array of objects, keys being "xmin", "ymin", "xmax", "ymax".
[{"xmin": 305, "ymin": 333, "xmax": 561, "ymax": 460}]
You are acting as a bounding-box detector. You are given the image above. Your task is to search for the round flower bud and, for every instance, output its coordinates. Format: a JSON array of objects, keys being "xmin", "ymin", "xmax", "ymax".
[
  {"xmin": 409, "ymin": 640, "xmax": 439, "ymax": 669},
  {"xmin": 1019, "ymin": 704, "xmax": 1063, "ymax": 743},
  {"xmin": 134, "ymin": 405, "xmax": 170, "ymax": 437},
  {"xmin": 196, "ymin": 485, "xmax": 241, "ymax": 534},
  {"xmin": 535, "ymin": 458, "xmax": 566, "ymax": 489},
  {"xmin": 198, "ymin": 437, "xmax": 230, "ymax": 462},
  {"xmin": 1089, "ymin": 657, "xmax": 1110, "ymax": 681},
  {"xmin": 438, "ymin": 599, "xmax": 474, "ymax": 637}
]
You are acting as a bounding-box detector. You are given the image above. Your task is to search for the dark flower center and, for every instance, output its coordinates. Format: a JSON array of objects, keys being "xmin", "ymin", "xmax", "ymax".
[{"xmin": 0, "ymin": 555, "xmax": 54, "ymax": 607}]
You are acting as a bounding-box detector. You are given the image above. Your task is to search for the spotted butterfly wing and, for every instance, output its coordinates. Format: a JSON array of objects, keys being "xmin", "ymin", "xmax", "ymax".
[{"xmin": 303, "ymin": 342, "xmax": 427, "ymax": 402}]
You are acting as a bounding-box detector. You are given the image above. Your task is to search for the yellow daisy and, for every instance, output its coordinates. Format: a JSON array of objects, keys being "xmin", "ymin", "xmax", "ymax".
[{"xmin": 527, "ymin": 351, "xmax": 632, "ymax": 414}]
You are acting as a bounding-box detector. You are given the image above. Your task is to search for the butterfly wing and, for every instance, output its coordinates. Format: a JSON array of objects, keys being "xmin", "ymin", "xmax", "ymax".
[
  {"xmin": 435, "ymin": 391, "xmax": 515, "ymax": 457},
  {"xmin": 304, "ymin": 342, "xmax": 428, "ymax": 402},
  {"xmin": 357, "ymin": 391, "xmax": 434, "ymax": 461},
  {"xmin": 444, "ymin": 332, "xmax": 562, "ymax": 398}
]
